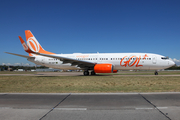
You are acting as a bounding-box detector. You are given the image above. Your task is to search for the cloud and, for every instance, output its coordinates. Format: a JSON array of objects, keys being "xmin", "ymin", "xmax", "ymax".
[
  {"xmin": 24, "ymin": 63, "xmax": 30, "ymax": 66},
  {"xmin": 1, "ymin": 63, "xmax": 34, "ymax": 66},
  {"xmin": 171, "ymin": 58, "xmax": 180, "ymax": 66},
  {"xmin": 14, "ymin": 63, "xmax": 21, "ymax": 66},
  {"xmin": 1, "ymin": 63, "xmax": 12, "ymax": 66},
  {"xmin": 173, "ymin": 58, "xmax": 180, "ymax": 62}
]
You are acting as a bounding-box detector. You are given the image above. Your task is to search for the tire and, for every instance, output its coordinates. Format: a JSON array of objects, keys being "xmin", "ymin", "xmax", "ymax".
[
  {"xmin": 91, "ymin": 71, "xmax": 96, "ymax": 75},
  {"xmin": 155, "ymin": 71, "xmax": 158, "ymax": 75},
  {"xmin": 84, "ymin": 71, "xmax": 89, "ymax": 76}
]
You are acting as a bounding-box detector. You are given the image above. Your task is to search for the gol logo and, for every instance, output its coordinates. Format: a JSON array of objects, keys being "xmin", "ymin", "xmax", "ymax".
[
  {"xmin": 22, "ymin": 43, "xmax": 28, "ymax": 51},
  {"xmin": 27, "ymin": 37, "xmax": 40, "ymax": 52},
  {"xmin": 120, "ymin": 55, "xmax": 143, "ymax": 67}
]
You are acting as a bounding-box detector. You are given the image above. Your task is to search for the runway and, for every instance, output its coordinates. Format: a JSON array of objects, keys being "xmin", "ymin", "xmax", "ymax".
[
  {"xmin": 1, "ymin": 72, "xmax": 180, "ymax": 76},
  {"xmin": 0, "ymin": 93, "xmax": 180, "ymax": 120}
]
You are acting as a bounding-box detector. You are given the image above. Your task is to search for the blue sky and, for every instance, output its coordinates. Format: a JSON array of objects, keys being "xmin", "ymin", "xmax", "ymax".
[{"xmin": 1, "ymin": 0, "xmax": 180, "ymax": 65}]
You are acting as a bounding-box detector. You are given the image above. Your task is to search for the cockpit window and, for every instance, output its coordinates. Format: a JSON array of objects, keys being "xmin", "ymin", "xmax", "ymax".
[{"xmin": 161, "ymin": 57, "xmax": 169, "ymax": 60}]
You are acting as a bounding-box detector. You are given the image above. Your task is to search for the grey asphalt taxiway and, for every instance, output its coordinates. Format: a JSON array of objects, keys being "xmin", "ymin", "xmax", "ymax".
[{"xmin": 0, "ymin": 93, "xmax": 180, "ymax": 120}]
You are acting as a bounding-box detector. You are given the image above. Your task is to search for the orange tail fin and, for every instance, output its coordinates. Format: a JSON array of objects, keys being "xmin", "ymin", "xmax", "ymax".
[
  {"xmin": 25, "ymin": 30, "xmax": 54, "ymax": 55},
  {"xmin": 19, "ymin": 36, "xmax": 34, "ymax": 56}
]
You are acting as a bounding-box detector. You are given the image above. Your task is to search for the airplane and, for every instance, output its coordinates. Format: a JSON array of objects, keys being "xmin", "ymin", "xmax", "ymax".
[{"xmin": 5, "ymin": 30, "xmax": 175, "ymax": 76}]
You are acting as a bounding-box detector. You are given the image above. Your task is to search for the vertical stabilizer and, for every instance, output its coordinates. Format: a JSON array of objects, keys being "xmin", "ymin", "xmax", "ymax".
[{"xmin": 25, "ymin": 30, "xmax": 54, "ymax": 55}]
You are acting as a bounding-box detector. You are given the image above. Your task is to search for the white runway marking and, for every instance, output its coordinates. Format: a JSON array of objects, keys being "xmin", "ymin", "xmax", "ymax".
[
  {"xmin": 135, "ymin": 108, "xmax": 154, "ymax": 110},
  {"xmin": 0, "ymin": 107, "xmax": 12, "ymax": 109},
  {"xmin": 55, "ymin": 108, "xmax": 87, "ymax": 111},
  {"xmin": 136, "ymin": 107, "xmax": 168, "ymax": 110},
  {"xmin": 157, "ymin": 107, "xmax": 168, "ymax": 109}
]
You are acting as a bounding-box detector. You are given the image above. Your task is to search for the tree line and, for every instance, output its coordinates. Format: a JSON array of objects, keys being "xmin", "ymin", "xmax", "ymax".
[
  {"xmin": 165, "ymin": 65, "xmax": 180, "ymax": 70},
  {"xmin": 0, "ymin": 65, "xmax": 48, "ymax": 71}
]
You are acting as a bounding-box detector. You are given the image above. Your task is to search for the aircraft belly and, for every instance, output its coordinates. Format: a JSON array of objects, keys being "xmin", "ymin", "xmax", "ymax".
[{"xmin": 47, "ymin": 64, "xmax": 80, "ymax": 70}]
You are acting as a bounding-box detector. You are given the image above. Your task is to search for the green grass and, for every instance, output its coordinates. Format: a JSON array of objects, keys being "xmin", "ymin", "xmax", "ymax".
[{"xmin": 0, "ymin": 75, "xmax": 180, "ymax": 93}]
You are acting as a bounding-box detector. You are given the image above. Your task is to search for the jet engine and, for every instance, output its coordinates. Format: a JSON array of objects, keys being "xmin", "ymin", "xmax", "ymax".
[{"xmin": 94, "ymin": 64, "xmax": 117, "ymax": 73}]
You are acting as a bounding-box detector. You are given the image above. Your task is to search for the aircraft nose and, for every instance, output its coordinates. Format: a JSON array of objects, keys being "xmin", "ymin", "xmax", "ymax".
[{"xmin": 169, "ymin": 60, "xmax": 175, "ymax": 66}]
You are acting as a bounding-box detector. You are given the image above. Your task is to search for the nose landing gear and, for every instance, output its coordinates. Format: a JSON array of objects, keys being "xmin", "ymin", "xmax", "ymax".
[{"xmin": 154, "ymin": 71, "xmax": 158, "ymax": 75}]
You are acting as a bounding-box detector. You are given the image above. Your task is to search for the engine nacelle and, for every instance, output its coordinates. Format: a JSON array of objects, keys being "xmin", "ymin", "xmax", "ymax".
[{"xmin": 94, "ymin": 64, "xmax": 116, "ymax": 73}]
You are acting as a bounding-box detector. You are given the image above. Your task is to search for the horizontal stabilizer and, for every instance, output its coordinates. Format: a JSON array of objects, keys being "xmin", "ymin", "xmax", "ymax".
[{"xmin": 4, "ymin": 52, "xmax": 34, "ymax": 59}]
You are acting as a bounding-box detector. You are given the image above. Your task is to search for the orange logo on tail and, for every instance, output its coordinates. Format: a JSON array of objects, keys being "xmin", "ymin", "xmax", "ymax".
[
  {"xmin": 22, "ymin": 43, "xmax": 28, "ymax": 51},
  {"xmin": 27, "ymin": 37, "xmax": 40, "ymax": 52}
]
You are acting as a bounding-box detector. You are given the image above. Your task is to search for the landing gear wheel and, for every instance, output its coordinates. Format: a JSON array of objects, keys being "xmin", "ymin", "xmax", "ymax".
[
  {"xmin": 84, "ymin": 71, "xmax": 89, "ymax": 76},
  {"xmin": 91, "ymin": 71, "xmax": 96, "ymax": 75},
  {"xmin": 154, "ymin": 71, "xmax": 158, "ymax": 75}
]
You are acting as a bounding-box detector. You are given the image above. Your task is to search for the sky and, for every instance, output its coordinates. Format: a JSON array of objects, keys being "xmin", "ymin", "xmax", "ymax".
[{"xmin": 0, "ymin": 0, "xmax": 180, "ymax": 65}]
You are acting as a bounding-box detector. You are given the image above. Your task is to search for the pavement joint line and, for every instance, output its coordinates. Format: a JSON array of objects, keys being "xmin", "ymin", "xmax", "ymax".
[
  {"xmin": 39, "ymin": 93, "xmax": 71, "ymax": 120},
  {"xmin": 139, "ymin": 93, "xmax": 171, "ymax": 120}
]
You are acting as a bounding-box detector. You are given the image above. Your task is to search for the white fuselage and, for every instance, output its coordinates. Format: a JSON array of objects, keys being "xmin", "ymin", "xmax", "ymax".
[{"xmin": 27, "ymin": 53, "xmax": 175, "ymax": 70}]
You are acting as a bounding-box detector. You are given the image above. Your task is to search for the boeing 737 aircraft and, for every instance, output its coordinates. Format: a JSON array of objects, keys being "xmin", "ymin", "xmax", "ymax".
[{"xmin": 5, "ymin": 30, "xmax": 175, "ymax": 75}]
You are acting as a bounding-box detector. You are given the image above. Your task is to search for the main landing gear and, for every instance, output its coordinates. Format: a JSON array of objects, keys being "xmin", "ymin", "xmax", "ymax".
[
  {"xmin": 83, "ymin": 70, "xmax": 96, "ymax": 76},
  {"xmin": 91, "ymin": 71, "xmax": 96, "ymax": 75},
  {"xmin": 84, "ymin": 71, "xmax": 89, "ymax": 76},
  {"xmin": 154, "ymin": 71, "xmax": 158, "ymax": 75}
]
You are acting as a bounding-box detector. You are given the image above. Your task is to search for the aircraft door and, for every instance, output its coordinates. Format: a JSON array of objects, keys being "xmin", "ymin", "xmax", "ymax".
[
  {"xmin": 152, "ymin": 56, "xmax": 157, "ymax": 64},
  {"xmin": 41, "ymin": 58, "xmax": 46, "ymax": 64}
]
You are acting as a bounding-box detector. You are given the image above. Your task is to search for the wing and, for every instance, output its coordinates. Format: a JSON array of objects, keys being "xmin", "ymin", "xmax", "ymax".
[
  {"xmin": 32, "ymin": 52, "xmax": 96, "ymax": 69},
  {"xmin": 19, "ymin": 35, "xmax": 96, "ymax": 69},
  {"xmin": 7, "ymin": 32, "xmax": 96, "ymax": 70}
]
